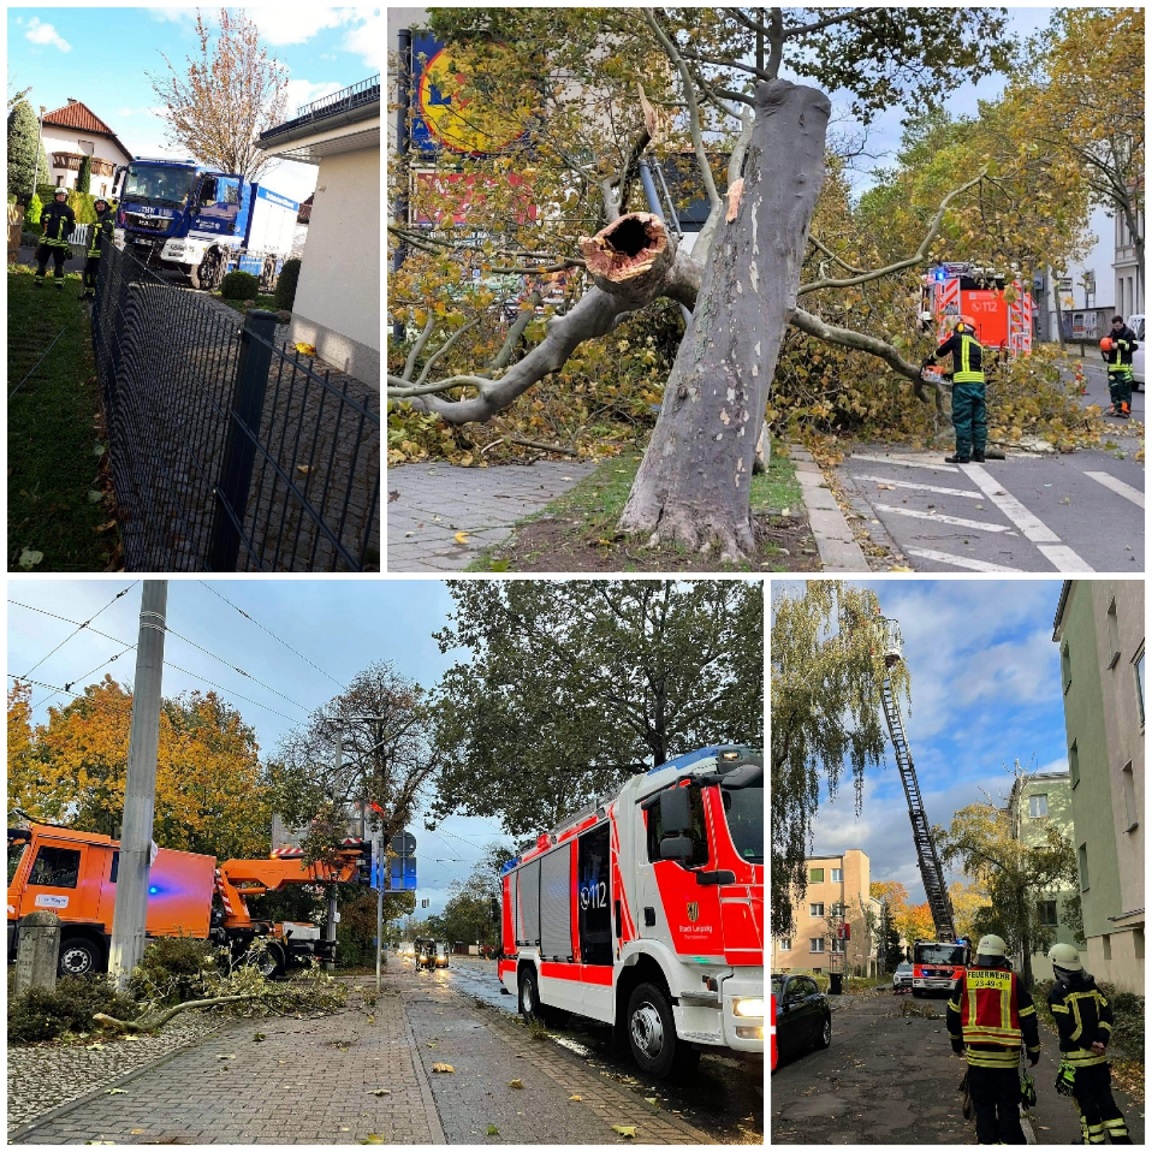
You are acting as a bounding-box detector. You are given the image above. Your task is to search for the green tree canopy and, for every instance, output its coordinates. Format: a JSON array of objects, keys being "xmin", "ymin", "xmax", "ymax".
[
  {"xmin": 430, "ymin": 579, "xmax": 763, "ymax": 839},
  {"xmin": 7, "ymin": 97, "xmax": 49, "ymax": 204},
  {"xmin": 770, "ymin": 582, "xmax": 908, "ymax": 933}
]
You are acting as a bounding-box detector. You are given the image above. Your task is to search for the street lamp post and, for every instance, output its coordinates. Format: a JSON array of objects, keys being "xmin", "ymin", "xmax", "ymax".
[{"xmin": 31, "ymin": 105, "xmax": 46, "ymax": 200}]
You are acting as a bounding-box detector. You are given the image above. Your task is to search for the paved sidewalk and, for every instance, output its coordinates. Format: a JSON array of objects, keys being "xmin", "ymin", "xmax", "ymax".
[
  {"xmin": 388, "ymin": 461, "xmax": 596, "ymax": 572},
  {"xmin": 12, "ymin": 969, "xmax": 715, "ymax": 1145},
  {"xmin": 789, "ymin": 447, "xmax": 869, "ymax": 572}
]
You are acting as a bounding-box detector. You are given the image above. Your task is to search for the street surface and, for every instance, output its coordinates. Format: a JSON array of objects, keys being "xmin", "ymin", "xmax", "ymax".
[
  {"xmin": 772, "ymin": 992, "xmax": 1144, "ymax": 1145},
  {"xmin": 11, "ymin": 957, "xmax": 761, "ymax": 1145},
  {"xmin": 839, "ymin": 360, "xmax": 1143, "ymax": 572}
]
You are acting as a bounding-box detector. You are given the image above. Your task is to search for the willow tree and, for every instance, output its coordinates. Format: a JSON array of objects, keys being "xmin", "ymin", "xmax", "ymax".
[
  {"xmin": 770, "ymin": 582, "xmax": 908, "ymax": 933},
  {"xmin": 389, "ymin": 7, "xmax": 1016, "ymax": 561}
]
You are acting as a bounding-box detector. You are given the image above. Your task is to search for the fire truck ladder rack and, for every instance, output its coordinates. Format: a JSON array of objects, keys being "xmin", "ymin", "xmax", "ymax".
[{"xmin": 877, "ymin": 620, "xmax": 957, "ymax": 943}]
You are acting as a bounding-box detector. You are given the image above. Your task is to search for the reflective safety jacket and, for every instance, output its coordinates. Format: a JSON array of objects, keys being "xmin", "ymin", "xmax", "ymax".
[
  {"xmin": 947, "ymin": 964, "xmax": 1041, "ymax": 1068},
  {"xmin": 87, "ymin": 209, "xmax": 115, "ymax": 258},
  {"xmin": 40, "ymin": 200, "xmax": 76, "ymax": 247},
  {"xmin": 1105, "ymin": 325, "xmax": 1138, "ymax": 373},
  {"xmin": 934, "ymin": 331, "xmax": 986, "ymax": 384},
  {"xmin": 1048, "ymin": 970, "xmax": 1113, "ymax": 1068}
]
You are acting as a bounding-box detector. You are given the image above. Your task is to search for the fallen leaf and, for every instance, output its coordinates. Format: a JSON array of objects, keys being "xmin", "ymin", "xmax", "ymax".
[
  {"xmin": 508, "ymin": 1078, "xmax": 524, "ymax": 1089},
  {"xmin": 453, "ymin": 531, "xmax": 471, "ymax": 545},
  {"xmin": 18, "ymin": 548, "xmax": 43, "ymax": 569},
  {"xmin": 569, "ymin": 1095, "xmax": 583, "ymax": 1102},
  {"xmin": 487, "ymin": 1125, "xmax": 500, "ymax": 1137},
  {"xmin": 368, "ymin": 1089, "xmax": 391, "ymax": 1097},
  {"xmin": 216, "ymin": 1053, "xmax": 236, "ymax": 1060},
  {"xmin": 294, "ymin": 342, "xmax": 317, "ymax": 357},
  {"xmin": 86, "ymin": 1042, "xmax": 106, "ymax": 1050},
  {"xmin": 253, "ymin": 1033, "xmax": 266, "ymax": 1042},
  {"xmin": 644, "ymin": 1097, "xmax": 659, "ymax": 1106},
  {"xmin": 297, "ymin": 464, "xmax": 314, "ymax": 475},
  {"xmin": 360, "ymin": 1136, "xmax": 386, "ymax": 1145},
  {"xmin": 106, "ymin": 1087, "xmax": 128, "ymax": 1095},
  {"xmin": 130, "ymin": 1130, "xmax": 146, "ymax": 1136},
  {"xmin": 431, "ymin": 1063, "xmax": 455, "ymax": 1074},
  {"xmin": 612, "ymin": 1125, "xmax": 637, "ymax": 1138}
]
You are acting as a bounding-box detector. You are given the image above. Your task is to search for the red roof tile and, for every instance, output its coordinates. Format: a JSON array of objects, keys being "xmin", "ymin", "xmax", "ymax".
[{"xmin": 43, "ymin": 100, "xmax": 116, "ymax": 137}]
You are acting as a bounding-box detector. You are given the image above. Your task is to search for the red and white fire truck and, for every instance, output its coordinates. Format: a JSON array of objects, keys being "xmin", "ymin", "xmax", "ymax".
[
  {"xmin": 921, "ymin": 262, "xmax": 1034, "ymax": 355},
  {"xmin": 912, "ymin": 938, "xmax": 970, "ymax": 997},
  {"xmin": 498, "ymin": 745, "xmax": 763, "ymax": 1079}
]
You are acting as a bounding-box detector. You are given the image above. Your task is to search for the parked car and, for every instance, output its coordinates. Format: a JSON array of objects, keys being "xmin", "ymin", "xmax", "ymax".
[
  {"xmin": 433, "ymin": 941, "xmax": 450, "ymax": 969},
  {"xmin": 413, "ymin": 936, "xmax": 438, "ymax": 969},
  {"xmin": 1127, "ymin": 313, "xmax": 1144, "ymax": 391},
  {"xmin": 771, "ymin": 973, "xmax": 831, "ymax": 1065},
  {"xmin": 892, "ymin": 961, "xmax": 914, "ymax": 992}
]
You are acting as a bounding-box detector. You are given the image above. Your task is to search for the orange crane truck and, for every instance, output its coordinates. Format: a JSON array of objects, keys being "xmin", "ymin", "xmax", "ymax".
[{"xmin": 7, "ymin": 822, "xmax": 370, "ymax": 978}]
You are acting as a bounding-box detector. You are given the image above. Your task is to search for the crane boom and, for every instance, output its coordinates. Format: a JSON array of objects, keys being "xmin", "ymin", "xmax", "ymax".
[{"xmin": 876, "ymin": 618, "xmax": 957, "ymax": 942}]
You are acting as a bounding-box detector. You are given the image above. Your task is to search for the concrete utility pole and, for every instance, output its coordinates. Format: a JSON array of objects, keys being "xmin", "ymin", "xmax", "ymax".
[{"xmin": 108, "ymin": 580, "xmax": 168, "ymax": 992}]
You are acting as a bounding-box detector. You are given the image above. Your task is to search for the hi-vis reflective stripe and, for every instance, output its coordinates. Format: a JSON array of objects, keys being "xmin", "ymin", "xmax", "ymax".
[
  {"xmin": 1009, "ymin": 286, "xmax": 1033, "ymax": 355},
  {"xmin": 935, "ymin": 279, "xmax": 961, "ymax": 343},
  {"xmin": 215, "ymin": 869, "xmax": 235, "ymax": 915},
  {"xmin": 271, "ymin": 846, "xmax": 304, "ymax": 858},
  {"xmin": 954, "ymin": 336, "xmax": 984, "ymax": 383},
  {"xmin": 963, "ymin": 968, "xmax": 1021, "ymax": 1046}
]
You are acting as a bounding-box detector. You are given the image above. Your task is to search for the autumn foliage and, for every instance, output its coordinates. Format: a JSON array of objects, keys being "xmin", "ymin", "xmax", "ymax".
[{"xmin": 8, "ymin": 678, "xmax": 271, "ymax": 859}]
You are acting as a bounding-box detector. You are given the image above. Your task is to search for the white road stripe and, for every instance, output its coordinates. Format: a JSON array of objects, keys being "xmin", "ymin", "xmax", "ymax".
[
  {"xmin": 1037, "ymin": 544, "xmax": 1096, "ymax": 572},
  {"xmin": 854, "ymin": 475, "xmax": 983, "ymax": 500},
  {"xmin": 873, "ymin": 504, "xmax": 1016, "ymax": 533},
  {"xmin": 906, "ymin": 548, "xmax": 1022, "ymax": 572},
  {"xmin": 962, "ymin": 464, "xmax": 1062, "ymax": 543},
  {"xmin": 1084, "ymin": 471, "xmax": 1145, "ymax": 508},
  {"xmin": 852, "ymin": 454, "xmax": 959, "ymax": 472}
]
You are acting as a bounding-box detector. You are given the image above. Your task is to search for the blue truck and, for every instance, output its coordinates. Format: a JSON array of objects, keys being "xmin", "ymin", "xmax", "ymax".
[{"xmin": 113, "ymin": 158, "xmax": 300, "ymax": 291}]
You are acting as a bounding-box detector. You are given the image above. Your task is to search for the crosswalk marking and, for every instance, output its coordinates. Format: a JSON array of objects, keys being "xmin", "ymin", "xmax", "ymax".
[
  {"xmin": 854, "ymin": 475, "xmax": 983, "ymax": 500},
  {"xmin": 1084, "ymin": 471, "xmax": 1144, "ymax": 508},
  {"xmin": 962, "ymin": 464, "xmax": 1062, "ymax": 543},
  {"xmin": 905, "ymin": 548, "xmax": 1021, "ymax": 572},
  {"xmin": 1037, "ymin": 544, "xmax": 1095, "ymax": 572},
  {"xmin": 873, "ymin": 504, "xmax": 1017, "ymax": 533},
  {"xmin": 852, "ymin": 454, "xmax": 959, "ymax": 472}
]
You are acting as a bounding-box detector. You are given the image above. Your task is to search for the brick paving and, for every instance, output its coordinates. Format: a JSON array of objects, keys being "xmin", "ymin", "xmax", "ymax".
[{"xmin": 11, "ymin": 969, "xmax": 716, "ymax": 1145}]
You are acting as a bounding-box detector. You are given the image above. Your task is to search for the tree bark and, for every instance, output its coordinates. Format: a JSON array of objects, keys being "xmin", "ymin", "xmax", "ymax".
[{"xmin": 618, "ymin": 79, "xmax": 831, "ymax": 560}]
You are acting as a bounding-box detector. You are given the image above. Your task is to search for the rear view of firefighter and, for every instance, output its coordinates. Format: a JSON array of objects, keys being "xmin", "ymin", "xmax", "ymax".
[
  {"xmin": 35, "ymin": 188, "xmax": 76, "ymax": 288},
  {"xmin": 947, "ymin": 934, "xmax": 1040, "ymax": 1144},
  {"xmin": 924, "ymin": 316, "xmax": 987, "ymax": 464},
  {"xmin": 1100, "ymin": 315, "xmax": 1137, "ymax": 419},
  {"xmin": 1048, "ymin": 943, "xmax": 1132, "ymax": 1144}
]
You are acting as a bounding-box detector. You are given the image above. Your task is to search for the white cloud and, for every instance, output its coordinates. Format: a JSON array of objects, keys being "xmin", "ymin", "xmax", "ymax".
[
  {"xmin": 284, "ymin": 79, "xmax": 346, "ymax": 118},
  {"xmin": 247, "ymin": 8, "xmax": 350, "ymax": 46},
  {"xmin": 26, "ymin": 18, "xmax": 71, "ymax": 53},
  {"xmin": 341, "ymin": 11, "xmax": 383, "ymax": 72}
]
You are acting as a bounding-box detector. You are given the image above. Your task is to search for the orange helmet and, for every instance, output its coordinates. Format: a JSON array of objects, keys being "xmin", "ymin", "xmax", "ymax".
[
  {"xmin": 1100, "ymin": 337, "xmax": 1114, "ymax": 352},
  {"xmin": 955, "ymin": 315, "xmax": 977, "ymax": 334}
]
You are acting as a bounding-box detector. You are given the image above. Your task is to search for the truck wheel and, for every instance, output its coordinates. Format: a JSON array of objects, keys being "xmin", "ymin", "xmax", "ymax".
[
  {"xmin": 626, "ymin": 982, "xmax": 699, "ymax": 1081},
  {"xmin": 251, "ymin": 941, "xmax": 286, "ymax": 979},
  {"xmin": 59, "ymin": 937, "xmax": 101, "ymax": 977},
  {"xmin": 518, "ymin": 966, "xmax": 545, "ymax": 1023},
  {"xmin": 191, "ymin": 249, "xmax": 224, "ymax": 291}
]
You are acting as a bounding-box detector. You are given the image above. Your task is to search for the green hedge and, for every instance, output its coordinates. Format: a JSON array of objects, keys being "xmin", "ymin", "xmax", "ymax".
[
  {"xmin": 220, "ymin": 270, "xmax": 260, "ymax": 300},
  {"xmin": 9, "ymin": 976, "xmax": 139, "ymax": 1044},
  {"xmin": 274, "ymin": 257, "xmax": 302, "ymax": 311}
]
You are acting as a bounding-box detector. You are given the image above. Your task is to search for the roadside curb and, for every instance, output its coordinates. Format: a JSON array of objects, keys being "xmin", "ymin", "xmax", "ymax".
[{"xmin": 789, "ymin": 447, "xmax": 870, "ymax": 572}]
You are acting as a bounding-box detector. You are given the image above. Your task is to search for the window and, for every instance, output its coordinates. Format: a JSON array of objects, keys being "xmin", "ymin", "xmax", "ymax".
[
  {"xmin": 1029, "ymin": 794, "xmax": 1048, "ymax": 819},
  {"xmin": 831, "ymin": 868, "xmax": 843, "ymax": 883},
  {"xmin": 1061, "ymin": 642, "xmax": 1072, "ymax": 693},
  {"xmin": 810, "ymin": 938, "xmax": 825, "ymax": 954},
  {"xmin": 778, "ymin": 937, "xmax": 792, "ymax": 952},
  {"xmin": 1037, "ymin": 900, "xmax": 1058, "ymax": 927},
  {"xmin": 1078, "ymin": 843, "xmax": 1089, "ymax": 891},
  {"xmin": 1069, "ymin": 741, "xmax": 1080, "ymax": 788},
  {"xmin": 810, "ymin": 902, "xmax": 825, "ymax": 917},
  {"xmin": 809, "ymin": 867, "xmax": 824, "ymax": 883},
  {"xmin": 1121, "ymin": 761, "xmax": 1138, "ymax": 832},
  {"xmin": 28, "ymin": 846, "xmax": 81, "ymax": 888},
  {"xmin": 830, "ymin": 902, "xmax": 844, "ymax": 917},
  {"xmin": 831, "ymin": 938, "xmax": 845, "ymax": 953},
  {"xmin": 1136, "ymin": 649, "xmax": 1145, "ymax": 726},
  {"xmin": 645, "ymin": 785, "xmax": 709, "ymax": 868}
]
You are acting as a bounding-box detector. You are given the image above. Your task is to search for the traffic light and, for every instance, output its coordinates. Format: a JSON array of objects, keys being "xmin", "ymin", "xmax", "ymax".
[{"xmin": 355, "ymin": 840, "xmax": 374, "ymax": 886}]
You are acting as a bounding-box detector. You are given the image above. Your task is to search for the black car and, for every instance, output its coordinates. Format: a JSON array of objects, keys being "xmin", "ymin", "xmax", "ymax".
[{"xmin": 771, "ymin": 973, "xmax": 832, "ymax": 1065}]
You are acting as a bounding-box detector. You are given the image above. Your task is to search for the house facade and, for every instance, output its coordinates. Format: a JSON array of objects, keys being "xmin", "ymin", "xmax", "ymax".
[
  {"xmin": 1052, "ymin": 580, "xmax": 1145, "ymax": 993},
  {"xmin": 256, "ymin": 77, "xmax": 380, "ymax": 388},
  {"xmin": 39, "ymin": 99, "xmax": 132, "ymax": 198},
  {"xmin": 773, "ymin": 850, "xmax": 880, "ymax": 977}
]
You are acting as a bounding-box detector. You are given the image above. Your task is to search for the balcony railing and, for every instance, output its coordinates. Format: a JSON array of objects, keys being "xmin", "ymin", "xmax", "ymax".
[
  {"xmin": 51, "ymin": 152, "xmax": 115, "ymax": 176},
  {"xmin": 261, "ymin": 75, "xmax": 380, "ymax": 140}
]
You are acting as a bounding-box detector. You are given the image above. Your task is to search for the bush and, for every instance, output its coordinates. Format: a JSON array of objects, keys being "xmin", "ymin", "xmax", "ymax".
[
  {"xmin": 9, "ymin": 976, "xmax": 139, "ymax": 1044},
  {"xmin": 128, "ymin": 937, "xmax": 221, "ymax": 1007},
  {"xmin": 26, "ymin": 193, "xmax": 42, "ymax": 229},
  {"xmin": 220, "ymin": 269, "xmax": 260, "ymax": 300},
  {"xmin": 274, "ymin": 257, "xmax": 302, "ymax": 311}
]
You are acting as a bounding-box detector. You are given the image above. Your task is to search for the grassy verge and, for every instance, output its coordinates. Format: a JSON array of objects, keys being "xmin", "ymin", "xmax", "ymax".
[
  {"xmin": 7, "ymin": 264, "xmax": 118, "ymax": 571},
  {"xmin": 216, "ymin": 293, "xmax": 278, "ymax": 315},
  {"xmin": 468, "ymin": 449, "xmax": 815, "ymax": 573}
]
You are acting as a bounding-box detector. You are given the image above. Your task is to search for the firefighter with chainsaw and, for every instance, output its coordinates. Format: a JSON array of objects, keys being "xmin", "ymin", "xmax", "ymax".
[
  {"xmin": 35, "ymin": 188, "xmax": 76, "ymax": 289},
  {"xmin": 947, "ymin": 934, "xmax": 1041, "ymax": 1145},
  {"xmin": 80, "ymin": 198, "xmax": 115, "ymax": 301},
  {"xmin": 1100, "ymin": 316, "xmax": 1137, "ymax": 419},
  {"xmin": 1047, "ymin": 942, "xmax": 1132, "ymax": 1144},
  {"xmin": 924, "ymin": 316, "xmax": 987, "ymax": 464}
]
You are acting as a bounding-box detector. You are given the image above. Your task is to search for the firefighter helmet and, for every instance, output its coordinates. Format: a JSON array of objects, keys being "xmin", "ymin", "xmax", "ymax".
[
  {"xmin": 54, "ymin": 188, "xmax": 68, "ymax": 199},
  {"xmin": 1048, "ymin": 942, "xmax": 1083, "ymax": 971},
  {"xmin": 1100, "ymin": 337, "xmax": 1114, "ymax": 353},
  {"xmin": 976, "ymin": 934, "xmax": 1007, "ymax": 957}
]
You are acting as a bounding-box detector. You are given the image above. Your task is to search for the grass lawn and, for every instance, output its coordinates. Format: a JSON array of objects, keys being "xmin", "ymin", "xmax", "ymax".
[
  {"xmin": 468, "ymin": 447, "xmax": 818, "ymax": 572},
  {"xmin": 8, "ymin": 264, "xmax": 119, "ymax": 571}
]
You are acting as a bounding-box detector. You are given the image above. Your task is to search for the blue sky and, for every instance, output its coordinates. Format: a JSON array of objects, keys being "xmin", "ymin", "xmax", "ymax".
[
  {"xmin": 7, "ymin": 6, "xmax": 381, "ymax": 203},
  {"xmin": 773, "ymin": 579, "xmax": 1072, "ymax": 905},
  {"xmin": 6, "ymin": 577, "xmax": 512, "ymax": 919}
]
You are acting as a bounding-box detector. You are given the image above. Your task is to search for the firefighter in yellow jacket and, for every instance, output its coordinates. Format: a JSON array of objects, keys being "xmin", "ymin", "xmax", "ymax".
[
  {"xmin": 1048, "ymin": 942, "xmax": 1132, "ymax": 1144},
  {"xmin": 947, "ymin": 934, "xmax": 1040, "ymax": 1144},
  {"xmin": 924, "ymin": 316, "xmax": 987, "ymax": 464},
  {"xmin": 35, "ymin": 188, "xmax": 75, "ymax": 289}
]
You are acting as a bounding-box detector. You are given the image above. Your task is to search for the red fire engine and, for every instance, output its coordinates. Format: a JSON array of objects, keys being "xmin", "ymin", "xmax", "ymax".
[
  {"xmin": 498, "ymin": 745, "xmax": 763, "ymax": 1079},
  {"xmin": 912, "ymin": 938, "xmax": 970, "ymax": 997},
  {"xmin": 921, "ymin": 262, "xmax": 1033, "ymax": 355}
]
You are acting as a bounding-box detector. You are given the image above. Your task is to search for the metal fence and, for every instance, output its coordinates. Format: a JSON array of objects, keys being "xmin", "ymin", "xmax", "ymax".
[{"xmin": 90, "ymin": 240, "xmax": 380, "ymax": 571}]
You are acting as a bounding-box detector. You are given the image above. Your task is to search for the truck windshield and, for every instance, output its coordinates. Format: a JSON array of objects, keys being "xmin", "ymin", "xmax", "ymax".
[
  {"xmin": 722, "ymin": 784, "xmax": 763, "ymax": 864},
  {"xmin": 915, "ymin": 943, "xmax": 966, "ymax": 966},
  {"xmin": 123, "ymin": 164, "xmax": 196, "ymax": 207}
]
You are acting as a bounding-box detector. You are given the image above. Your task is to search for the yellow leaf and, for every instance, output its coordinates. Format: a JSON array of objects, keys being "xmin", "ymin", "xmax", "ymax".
[
  {"xmin": 431, "ymin": 1063, "xmax": 455, "ymax": 1074},
  {"xmin": 360, "ymin": 1136, "xmax": 387, "ymax": 1145},
  {"xmin": 612, "ymin": 1126, "xmax": 637, "ymax": 1138},
  {"xmin": 296, "ymin": 464, "xmax": 314, "ymax": 475},
  {"xmin": 569, "ymin": 1095, "xmax": 583, "ymax": 1102},
  {"xmin": 106, "ymin": 1087, "xmax": 128, "ymax": 1095},
  {"xmin": 294, "ymin": 342, "xmax": 317, "ymax": 357},
  {"xmin": 508, "ymin": 1078, "xmax": 524, "ymax": 1089},
  {"xmin": 453, "ymin": 531, "xmax": 471, "ymax": 545}
]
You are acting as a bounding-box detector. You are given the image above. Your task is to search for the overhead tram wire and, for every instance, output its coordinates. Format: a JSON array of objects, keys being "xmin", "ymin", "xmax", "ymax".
[
  {"xmin": 197, "ymin": 582, "xmax": 346, "ymax": 689},
  {"xmin": 15, "ymin": 583, "xmax": 137, "ymax": 680}
]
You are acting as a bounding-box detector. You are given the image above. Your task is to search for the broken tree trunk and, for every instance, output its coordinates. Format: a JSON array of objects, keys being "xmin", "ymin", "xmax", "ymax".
[{"xmin": 618, "ymin": 78, "xmax": 831, "ymax": 560}]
